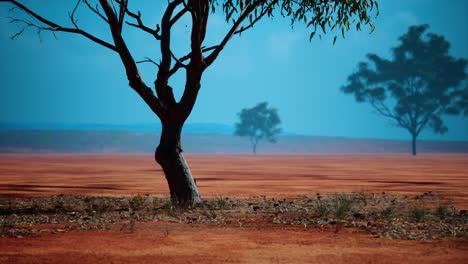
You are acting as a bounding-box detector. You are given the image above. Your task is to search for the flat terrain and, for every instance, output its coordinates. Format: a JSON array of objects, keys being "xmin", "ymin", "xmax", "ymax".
[
  {"xmin": 2, "ymin": 130, "xmax": 468, "ymax": 153},
  {"xmin": 0, "ymin": 154, "xmax": 467, "ymax": 263},
  {"xmin": 1, "ymin": 154, "xmax": 468, "ymax": 208},
  {"xmin": 1, "ymin": 223, "xmax": 467, "ymax": 264}
]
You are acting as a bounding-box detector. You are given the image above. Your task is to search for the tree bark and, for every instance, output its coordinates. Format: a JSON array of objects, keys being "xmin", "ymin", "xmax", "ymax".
[
  {"xmin": 155, "ymin": 122, "xmax": 201, "ymax": 205},
  {"xmin": 411, "ymin": 133, "xmax": 417, "ymax": 156}
]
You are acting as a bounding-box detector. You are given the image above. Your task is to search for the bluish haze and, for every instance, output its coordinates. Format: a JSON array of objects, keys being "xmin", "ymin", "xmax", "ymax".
[{"xmin": 0, "ymin": 0, "xmax": 467, "ymax": 140}]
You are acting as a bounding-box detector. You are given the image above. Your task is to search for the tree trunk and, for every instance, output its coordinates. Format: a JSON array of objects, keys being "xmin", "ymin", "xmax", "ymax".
[
  {"xmin": 155, "ymin": 122, "xmax": 201, "ymax": 205},
  {"xmin": 411, "ymin": 134, "xmax": 417, "ymax": 156}
]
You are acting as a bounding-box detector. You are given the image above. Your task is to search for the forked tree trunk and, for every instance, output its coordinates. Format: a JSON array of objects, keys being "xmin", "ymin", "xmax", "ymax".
[{"xmin": 155, "ymin": 122, "xmax": 201, "ymax": 205}]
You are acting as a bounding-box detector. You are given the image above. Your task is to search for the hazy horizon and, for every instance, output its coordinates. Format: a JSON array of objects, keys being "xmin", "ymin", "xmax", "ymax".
[{"xmin": 2, "ymin": 121, "xmax": 468, "ymax": 142}]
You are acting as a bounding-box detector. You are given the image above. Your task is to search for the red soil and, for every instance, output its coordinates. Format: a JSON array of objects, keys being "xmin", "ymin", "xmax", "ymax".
[
  {"xmin": 1, "ymin": 154, "xmax": 467, "ymax": 208},
  {"xmin": 1, "ymin": 222, "xmax": 467, "ymax": 264},
  {"xmin": 1, "ymin": 154, "xmax": 467, "ymax": 263}
]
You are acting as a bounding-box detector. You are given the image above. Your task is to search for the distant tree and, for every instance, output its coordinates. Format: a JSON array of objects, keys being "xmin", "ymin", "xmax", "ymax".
[
  {"xmin": 341, "ymin": 25, "xmax": 467, "ymax": 155},
  {"xmin": 235, "ymin": 102, "xmax": 281, "ymax": 154},
  {"xmin": 0, "ymin": 0, "xmax": 378, "ymax": 205}
]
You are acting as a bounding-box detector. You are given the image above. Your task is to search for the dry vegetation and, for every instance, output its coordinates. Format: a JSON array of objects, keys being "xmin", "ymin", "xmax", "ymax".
[{"xmin": 1, "ymin": 192, "xmax": 466, "ymax": 241}]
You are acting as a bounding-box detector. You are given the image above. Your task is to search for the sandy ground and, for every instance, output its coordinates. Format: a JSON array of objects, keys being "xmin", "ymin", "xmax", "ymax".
[{"xmin": 0, "ymin": 154, "xmax": 467, "ymax": 263}]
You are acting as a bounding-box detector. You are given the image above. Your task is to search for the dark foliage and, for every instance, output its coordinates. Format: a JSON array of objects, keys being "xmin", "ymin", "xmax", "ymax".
[
  {"xmin": 235, "ymin": 102, "xmax": 281, "ymax": 154},
  {"xmin": 341, "ymin": 25, "xmax": 467, "ymax": 155}
]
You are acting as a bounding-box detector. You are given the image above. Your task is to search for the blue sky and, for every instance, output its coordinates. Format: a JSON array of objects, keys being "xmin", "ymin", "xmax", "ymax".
[{"xmin": 0, "ymin": 0, "xmax": 467, "ymax": 141}]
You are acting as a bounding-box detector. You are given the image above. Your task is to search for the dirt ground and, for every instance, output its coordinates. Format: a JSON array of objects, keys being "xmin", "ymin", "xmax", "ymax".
[
  {"xmin": 1, "ymin": 154, "xmax": 467, "ymax": 207},
  {"xmin": 1, "ymin": 222, "xmax": 467, "ymax": 264},
  {"xmin": 0, "ymin": 154, "xmax": 467, "ymax": 263}
]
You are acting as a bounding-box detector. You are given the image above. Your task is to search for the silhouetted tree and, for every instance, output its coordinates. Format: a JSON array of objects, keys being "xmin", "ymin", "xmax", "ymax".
[
  {"xmin": 341, "ymin": 25, "xmax": 467, "ymax": 156},
  {"xmin": 0, "ymin": 0, "xmax": 378, "ymax": 204},
  {"xmin": 235, "ymin": 102, "xmax": 281, "ymax": 154},
  {"xmin": 454, "ymin": 87, "xmax": 468, "ymax": 116}
]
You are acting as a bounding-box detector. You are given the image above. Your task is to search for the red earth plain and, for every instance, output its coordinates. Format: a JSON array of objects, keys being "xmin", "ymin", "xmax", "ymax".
[{"xmin": 0, "ymin": 154, "xmax": 467, "ymax": 263}]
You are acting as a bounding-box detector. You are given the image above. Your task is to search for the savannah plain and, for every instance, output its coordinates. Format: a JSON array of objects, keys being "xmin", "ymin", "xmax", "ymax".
[{"xmin": 1, "ymin": 154, "xmax": 467, "ymax": 263}]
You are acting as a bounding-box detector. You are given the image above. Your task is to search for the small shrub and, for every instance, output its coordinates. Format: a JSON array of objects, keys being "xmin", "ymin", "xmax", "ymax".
[
  {"xmin": 214, "ymin": 196, "xmax": 230, "ymax": 210},
  {"xmin": 95, "ymin": 198, "xmax": 115, "ymax": 213},
  {"xmin": 155, "ymin": 197, "xmax": 190, "ymax": 216},
  {"xmin": 356, "ymin": 191, "xmax": 368, "ymax": 206},
  {"xmin": 128, "ymin": 195, "xmax": 147, "ymax": 212},
  {"xmin": 381, "ymin": 206, "xmax": 394, "ymax": 218},
  {"xmin": 312, "ymin": 199, "xmax": 331, "ymax": 217},
  {"xmin": 434, "ymin": 204, "xmax": 451, "ymax": 218},
  {"xmin": 151, "ymin": 197, "xmax": 162, "ymax": 210},
  {"xmin": 370, "ymin": 193, "xmax": 380, "ymax": 205},
  {"xmin": 412, "ymin": 207, "xmax": 428, "ymax": 222},
  {"xmin": 53, "ymin": 196, "xmax": 68, "ymax": 212},
  {"xmin": 30, "ymin": 199, "xmax": 47, "ymax": 214},
  {"xmin": 83, "ymin": 197, "xmax": 115, "ymax": 214},
  {"xmin": 157, "ymin": 197, "xmax": 174, "ymax": 210},
  {"xmin": 51, "ymin": 196, "xmax": 84, "ymax": 213},
  {"xmin": 332, "ymin": 194, "xmax": 355, "ymax": 219}
]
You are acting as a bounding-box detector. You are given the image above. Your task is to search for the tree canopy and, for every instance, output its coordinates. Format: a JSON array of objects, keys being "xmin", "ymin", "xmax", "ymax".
[
  {"xmin": 235, "ymin": 102, "xmax": 281, "ymax": 154},
  {"xmin": 341, "ymin": 24, "xmax": 467, "ymax": 155}
]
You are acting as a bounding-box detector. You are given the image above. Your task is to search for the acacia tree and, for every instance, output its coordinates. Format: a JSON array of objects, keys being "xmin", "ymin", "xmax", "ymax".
[
  {"xmin": 341, "ymin": 25, "xmax": 467, "ymax": 155},
  {"xmin": 0, "ymin": 0, "xmax": 378, "ymax": 205},
  {"xmin": 235, "ymin": 102, "xmax": 281, "ymax": 154}
]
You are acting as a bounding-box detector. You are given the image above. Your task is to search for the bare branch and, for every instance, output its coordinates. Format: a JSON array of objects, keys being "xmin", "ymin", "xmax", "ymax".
[
  {"xmin": 168, "ymin": 63, "xmax": 183, "ymax": 77},
  {"xmin": 82, "ymin": 0, "xmax": 109, "ymax": 23},
  {"xmin": 153, "ymin": 0, "xmax": 183, "ymax": 106},
  {"xmin": 205, "ymin": 1, "xmax": 266, "ymax": 67},
  {"xmin": 1, "ymin": 0, "xmax": 117, "ymax": 51},
  {"xmin": 179, "ymin": 45, "xmax": 219, "ymax": 63},
  {"xmin": 170, "ymin": 6, "xmax": 187, "ymax": 26},
  {"xmin": 117, "ymin": 0, "xmax": 127, "ymax": 32},
  {"xmin": 68, "ymin": 0, "xmax": 81, "ymax": 29},
  {"xmin": 169, "ymin": 45, "xmax": 218, "ymax": 76},
  {"xmin": 168, "ymin": 51, "xmax": 188, "ymax": 76},
  {"xmin": 99, "ymin": 0, "xmax": 165, "ymax": 118},
  {"xmin": 415, "ymin": 106, "xmax": 445, "ymax": 136},
  {"xmin": 109, "ymin": 0, "xmax": 118, "ymax": 15},
  {"xmin": 234, "ymin": 0, "xmax": 276, "ymax": 35},
  {"xmin": 136, "ymin": 57, "xmax": 160, "ymax": 67},
  {"xmin": 125, "ymin": 9, "xmax": 161, "ymax": 39},
  {"xmin": 168, "ymin": 52, "xmax": 188, "ymax": 77},
  {"xmin": 113, "ymin": 0, "xmax": 162, "ymax": 38},
  {"xmin": 187, "ymin": 0, "xmax": 211, "ymax": 65},
  {"xmin": 7, "ymin": 17, "xmax": 29, "ymax": 39},
  {"xmin": 176, "ymin": 0, "xmax": 212, "ymax": 121},
  {"xmin": 369, "ymin": 98, "xmax": 412, "ymax": 131}
]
